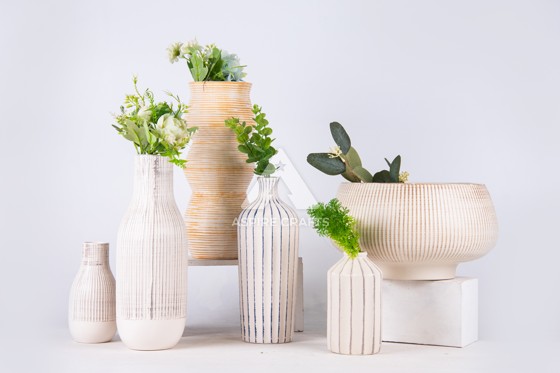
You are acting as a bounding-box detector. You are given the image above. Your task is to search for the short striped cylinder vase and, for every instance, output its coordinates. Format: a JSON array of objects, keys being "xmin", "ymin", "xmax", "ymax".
[
  {"xmin": 237, "ymin": 176, "xmax": 299, "ymax": 343},
  {"xmin": 69, "ymin": 242, "xmax": 116, "ymax": 343},
  {"xmin": 328, "ymin": 252, "xmax": 382, "ymax": 355},
  {"xmin": 116, "ymin": 155, "xmax": 187, "ymax": 351}
]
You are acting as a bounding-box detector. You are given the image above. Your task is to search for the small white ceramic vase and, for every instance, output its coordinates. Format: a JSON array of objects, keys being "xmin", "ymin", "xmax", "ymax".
[
  {"xmin": 237, "ymin": 176, "xmax": 300, "ymax": 343},
  {"xmin": 328, "ymin": 252, "xmax": 382, "ymax": 355},
  {"xmin": 68, "ymin": 242, "xmax": 116, "ymax": 343},
  {"xmin": 116, "ymin": 155, "xmax": 187, "ymax": 351}
]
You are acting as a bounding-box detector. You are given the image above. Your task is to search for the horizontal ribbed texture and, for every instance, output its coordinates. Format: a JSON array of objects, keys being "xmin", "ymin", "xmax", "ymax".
[
  {"xmin": 69, "ymin": 242, "xmax": 116, "ymax": 323},
  {"xmin": 328, "ymin": 253, "xmax": 382, "ymax": 355},
  {"xmin": 116, "ymin": 155, "xmax": 187, "ymax": 327},
  {"xmin": 238, "ymin": 177, "xmax": 300, "ymax": 343},
  {"xmin": 336, "ymin": 183, "xmax": 499, "ymax": 280},
  {"xmin": 184, "ymin": 82, "xmax": 255, "ymax": 260}
]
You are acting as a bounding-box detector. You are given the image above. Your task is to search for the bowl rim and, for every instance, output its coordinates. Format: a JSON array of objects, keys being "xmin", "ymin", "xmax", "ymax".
[{"xmin": 338, "ymin": 182, "xmax": 486, "ymax": 187}]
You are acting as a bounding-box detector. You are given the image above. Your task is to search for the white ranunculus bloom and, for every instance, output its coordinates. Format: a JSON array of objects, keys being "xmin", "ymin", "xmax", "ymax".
[
  {"xmin": 156, "ymin": 114, "xmax": 189, "ymax": 146},
  {"xmin": 137, "ymin": 106, "xmax": 152, "ymax": 121}
]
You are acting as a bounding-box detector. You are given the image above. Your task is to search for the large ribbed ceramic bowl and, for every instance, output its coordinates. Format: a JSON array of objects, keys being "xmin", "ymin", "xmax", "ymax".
[{"xmin": 336, "ymin": 183, "xmax": 498, "ymax": 280}]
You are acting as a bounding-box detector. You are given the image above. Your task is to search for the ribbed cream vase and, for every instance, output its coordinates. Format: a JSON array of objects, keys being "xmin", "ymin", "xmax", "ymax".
[
  {"xmin": 116, "ymin": 155, "xmax": 187, "ymax": 351},
  {"xmin": 68, "ymin": 242, "xmax": 116, "ymax": 343},
  {"xmin": 328, "ymin": 252, "xmax": 382, "ymax": 355},
  {"xmin": 237, "ymin": 177, "xmax": 300, "ymax": 343},
  {"xmin": 184, "ymin": 82, "xmax": 254, "ymax": 260},
  {"xmin": 336, "ymin": 183, "xmax": 499, "ymax": 280}
]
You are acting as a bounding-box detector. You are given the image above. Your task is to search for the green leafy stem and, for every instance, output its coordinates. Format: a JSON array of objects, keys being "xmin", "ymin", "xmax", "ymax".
[{"xmin": 225, "ymin": 105, "xmax": 278, "ymax": 176}]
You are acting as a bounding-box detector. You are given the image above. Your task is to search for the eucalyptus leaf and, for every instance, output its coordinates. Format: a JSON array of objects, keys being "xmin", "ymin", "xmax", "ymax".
[
  {"xmin": 389, "ymin": 155, "xmax": 401, "ymax": 182},
  {"xmin": 372, "ymin": 170, "xmax": 391, "ymax": 182},
  {"xmin": 353, "ymin": 166, "xmax": 373, "ymax": 182},
  {"xmin": 307, "ymin": 153, "xmax": 346, "ymax": 175},
  {"xmin": 329, "ymin": 122, "xmax": 351, "ymax": 153},
  {"xmin": 341, "ymin": 170, "xmax": 361, "ymax": 182},
  {"xmin": 343, "ymin": 147, "xmax": 362, "ymax": 168}
]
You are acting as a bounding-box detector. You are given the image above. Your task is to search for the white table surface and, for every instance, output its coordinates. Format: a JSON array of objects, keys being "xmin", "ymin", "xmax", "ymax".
[{"xmin": 6, "ymin": 322, "xmax": 553, "ymax": 373}]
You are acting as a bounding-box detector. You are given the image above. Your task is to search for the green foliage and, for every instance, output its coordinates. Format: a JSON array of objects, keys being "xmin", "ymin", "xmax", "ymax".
[
  {"xmin": 167, "ymin": 40, "xmax": 246, "ymax": 82},
  {"xmin": 306, "ymin": 153, "xmax": 346, "ymax": 175},
  {"xmin": 307, "ymin": 121, "xmax": 407, "ymax": 183},
  {"xmin": 307, "ymin": 199, "xmax": 361, "ymax": 259},
  {"xmin": 112, "ymin": 76, "xmax": 197, "ymax": 167},
  {"xmin": 330, "ymin": 122, "xmax": 351, "ymax": 153},
  {"xmin": 225, "ymin": 105, "xmax": 278, "ymax": 176}
]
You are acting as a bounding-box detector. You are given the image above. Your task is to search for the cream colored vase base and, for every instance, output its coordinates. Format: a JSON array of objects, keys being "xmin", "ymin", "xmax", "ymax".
[
  {"xmin": 117, "ymin": 319, "xmax": 186, "ymax": 350},
  {"xmin": 69, "ymin": 320, "xmax": 116, "ymax": 343},
  {"xmin": 380, "ymin": 263, "xmax": 458, "ymax": 280}
]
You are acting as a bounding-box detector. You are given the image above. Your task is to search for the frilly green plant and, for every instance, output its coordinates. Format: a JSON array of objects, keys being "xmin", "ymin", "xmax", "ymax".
[
  {"xmin": 307, "ymin": 198, "xmax": 361, "ymax": 259},
  {"xmin": 225, "ymin": 105, "xmax": 278, "ymax": 176},
  {"xmin": 167, "ymin": 40, "xmax": 246, "ymax": 82},
  {"xmin": 112, "ymin": 76, "xmax": 197, "ymax": 167},
  {"xmin": 307, "ymin": 122, "xmax": 408, "ymax": 183}
]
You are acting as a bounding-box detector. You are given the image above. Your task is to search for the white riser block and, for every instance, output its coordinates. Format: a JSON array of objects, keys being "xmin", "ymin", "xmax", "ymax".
[{"xmin": 382, "ymin": 277, "xmax": 478, "ymax": 348}]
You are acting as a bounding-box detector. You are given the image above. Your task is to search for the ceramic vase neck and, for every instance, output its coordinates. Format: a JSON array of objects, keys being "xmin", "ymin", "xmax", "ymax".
[
  {"xmin": 345, "ymin": 252, "xmax": 368, "ymax": 260},
  {"xmin": 256, "ymin": 176, "xmax": 279, "ymax": 202},
  {"xmin": 82, "ymin": 242, "xmax": 109, "ymax": 266},
  {"xmin": 132, "ymin": 155, "xmax": 174, "ymax": 201}
]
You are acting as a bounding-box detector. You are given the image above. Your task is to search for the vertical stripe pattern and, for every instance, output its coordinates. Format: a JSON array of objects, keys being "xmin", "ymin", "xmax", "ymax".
[
  {"xmin": 68, "ymin": 242, "xmax": 116, "ymax": 343},
  {"xmin": 116, "ymin": 156, "xmax": 187, "ymax": 324},
  {"xmin": 238, "ymin": 177, "xmax": 299, "ymax": 343},
  {"xmin": 336, "ymin": 183, "xmax": 498, "ymax": 280},
  {"xmin": 184, "ymin": 82, "xmax": 255, "ymax": 260},
  {"xmin": 327, "ymin": 253, "xmax": 382, "ymax": 355},
  {"xmin": 69, "ymin": 242, "xmax": 115, "ymax": 322}
]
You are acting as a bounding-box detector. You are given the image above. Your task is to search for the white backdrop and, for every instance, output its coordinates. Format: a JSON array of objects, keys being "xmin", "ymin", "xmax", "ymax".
[{"xmin": 1, "ymin": 0, "xmax": 559, "ymax": 369}]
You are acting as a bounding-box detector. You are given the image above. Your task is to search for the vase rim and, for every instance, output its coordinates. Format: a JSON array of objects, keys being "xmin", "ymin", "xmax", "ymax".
[
  {"xmin": 135, "ymin": 154, "xmax": 165, "ymax": 158},
  {"xmin": 188, "ymin": 81, "xmax": 252, "ymax": 86},
  {"xmin": 83, "ymin": 241, "xmax": 109, "ymax": 246}
]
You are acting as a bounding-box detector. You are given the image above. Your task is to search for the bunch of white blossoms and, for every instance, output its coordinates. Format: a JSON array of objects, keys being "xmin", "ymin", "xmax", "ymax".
[
  {"xmin": 167, "ymin": 39, "xmax": 246, "ymax": 82},
  {"xmin": 155, "ymin": 114, "xmax": 191, "ymax": 147}
]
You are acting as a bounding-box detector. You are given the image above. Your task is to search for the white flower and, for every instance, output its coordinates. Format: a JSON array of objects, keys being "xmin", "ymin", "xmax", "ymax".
[
  {"xmin": 137, "ymin": 106, "xmax": 152, "ymax": 121},
  {"xmin": 328, "ymin": 146, "xmax": 343, "ymax": 158},
  {"xmin": 167, "ymin": 42, "xmax": 183, "ymax": 63},
  {"xmin": 399, "ymin": 171, "xmax": 410, "ymax": 183},
  {"xmin": 180, "ymin": 39, "xmax": 201, "ymax": 57},
  {"xmin": 156, "ymin": 114, "xmax": 190, "ymax": 146}
]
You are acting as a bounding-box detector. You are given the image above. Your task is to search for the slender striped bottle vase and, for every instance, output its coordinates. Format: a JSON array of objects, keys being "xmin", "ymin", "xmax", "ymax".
[
  {"xmin": 328, "ymin": 252, "xmax": 382, "ymax": 355},
  {"xmin": 68, "ymin": 242, "xmax": 116, "ymax": 343},
  {"xmin": 237, "ymin": 176, "xmax": 300, "ymax": 343},
  {"xmin": 116, "ymin": 155, "xmax": 187, "ymax": 351}
]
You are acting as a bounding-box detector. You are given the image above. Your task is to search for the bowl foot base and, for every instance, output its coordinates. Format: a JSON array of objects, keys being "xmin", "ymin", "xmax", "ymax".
[{"xmin": 379, "ymin": 263, "xmax": 458, "ymax": 280}]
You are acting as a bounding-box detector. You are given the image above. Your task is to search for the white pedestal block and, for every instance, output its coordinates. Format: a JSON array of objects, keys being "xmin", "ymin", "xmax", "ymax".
[
  {"xmin": 187, "ymin": 256, "xmax": 304, "ymax": 332},
  {"xmin": 382, "ymin": 277, "xmax": 478, "ymax": 347}
]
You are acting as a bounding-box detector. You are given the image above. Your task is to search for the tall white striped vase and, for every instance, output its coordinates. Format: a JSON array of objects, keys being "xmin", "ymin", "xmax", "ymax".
[
  {"xmin": 116, "ymin": 155, "xmax": 187, "ymax": 351},
  {"xmin": 328, "ymin": 252, "xmax": 382, "ymax": 355},
  {"xmin": 237, "ymin": 176, "xmax": 299, "ymax": 343},
  {"xmin": 69, "ymin": 242, "xmax": 116, "ymax": 343}
]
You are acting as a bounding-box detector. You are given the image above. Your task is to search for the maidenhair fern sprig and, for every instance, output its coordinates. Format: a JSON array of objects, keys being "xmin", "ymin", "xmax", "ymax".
[
  {"xmin": 307, "ymin": 199, "xmax": 361, "ymax": 259},
  {"xmin": 225, "ymin": 105, "xmax": 278, "ymax": 176}
]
